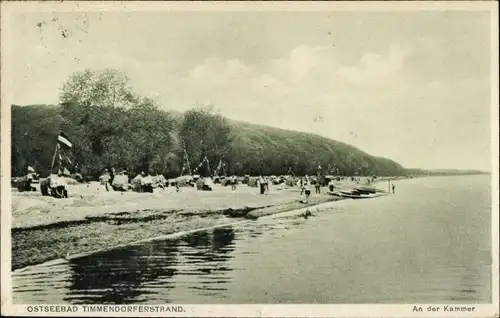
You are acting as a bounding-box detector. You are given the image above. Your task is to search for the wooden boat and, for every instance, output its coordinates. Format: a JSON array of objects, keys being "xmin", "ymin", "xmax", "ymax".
[
  {"xmin": 353, "ymin": 186, "xmax": 377, "ymax": 194},
  {"xmin": 355, "ymin": 186, "xmax": 388, "ymax": 194},
  {"xmin": 327, "ymin": 191, "xmax": 343, "ymax": 197},
  {"xmin": 327, "ymin": 190, "xmax": 383, "ymax": 199},
  {"xmin": 341, "ymin": 193, "xmax": 379, "ymax": 199}
]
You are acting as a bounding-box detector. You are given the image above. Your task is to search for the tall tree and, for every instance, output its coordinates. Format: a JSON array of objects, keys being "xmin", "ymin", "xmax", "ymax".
[
  {"xmin": 58, "ymin": 69, "xmax": 178, "ymax": 178},
  {"xmin": 59, "ymin": 68, "xmax": 137, "ymax": 108},
  {"xmin": 179, "ymin": 107, "xmax": 233, "ymax": 177},
  {"xmin": 127, "ymin": 97, "xmax": 178, "ymax": 175}
]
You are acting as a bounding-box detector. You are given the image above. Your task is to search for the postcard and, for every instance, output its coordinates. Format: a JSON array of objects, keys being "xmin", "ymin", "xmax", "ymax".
[{"xmin": 1, "ymin": 1, "xmax": 498, "ymax": 317}]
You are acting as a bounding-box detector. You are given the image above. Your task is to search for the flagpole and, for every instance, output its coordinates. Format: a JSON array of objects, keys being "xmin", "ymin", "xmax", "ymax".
[
  {"xmin": 181, "ymin": 141, "xmax": 192, "ymax": 176},
  {"xmin": 185, "ymin": 147, "xmax": 192, "ymax": 176},
  {"xmin": 50, "ymin": 143, "xmax": 60, "ymax": 173}
]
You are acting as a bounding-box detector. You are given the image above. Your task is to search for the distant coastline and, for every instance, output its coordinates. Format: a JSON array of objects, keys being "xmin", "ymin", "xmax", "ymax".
[{"xmin": 404, "ymin": 168, "xmax": 489, "ymax": 177}]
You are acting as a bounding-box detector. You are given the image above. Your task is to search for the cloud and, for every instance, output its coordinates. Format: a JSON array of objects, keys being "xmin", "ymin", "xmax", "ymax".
[
  {"xmin": 184, "ymin": 57, "xmax": 253, "ymax": 90},
  {"xmin": 144, "ymin": 39, "xmax": 482, "ymax": 123},
  {"xmin": 270, "ymin": 45, "xmax": 339, "ymax": 85},
  {"xmin": 336, "ymin": 43, "xmax": 411, "ymax": 87}
]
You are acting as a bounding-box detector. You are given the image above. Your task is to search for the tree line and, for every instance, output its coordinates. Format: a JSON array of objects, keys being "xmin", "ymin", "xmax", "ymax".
[{"xmin": 11, "ymin": 68, "xmax": 407, "ymax": 179}]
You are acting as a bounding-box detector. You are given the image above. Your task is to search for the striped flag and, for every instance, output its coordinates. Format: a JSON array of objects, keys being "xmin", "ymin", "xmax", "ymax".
[{"xmin": 57, "ymin": 131, "xmax": 72, "ymax": 149}]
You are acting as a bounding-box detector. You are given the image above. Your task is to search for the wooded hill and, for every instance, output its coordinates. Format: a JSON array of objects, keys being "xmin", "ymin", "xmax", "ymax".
[{"xmin": 11, "ymin": 103, "xmax": 407, "ymax": 179}]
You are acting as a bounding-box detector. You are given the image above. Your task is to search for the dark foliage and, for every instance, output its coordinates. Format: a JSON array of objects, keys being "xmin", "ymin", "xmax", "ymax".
[{"xmin": 11, "ymin": 103, "xmax": 408, "ymax": 179}]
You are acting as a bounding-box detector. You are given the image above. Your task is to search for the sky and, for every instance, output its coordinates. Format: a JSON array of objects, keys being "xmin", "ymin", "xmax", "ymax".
[{"xmin": 9, "ymin": 8, "xmax": 494, "ymax": 171}]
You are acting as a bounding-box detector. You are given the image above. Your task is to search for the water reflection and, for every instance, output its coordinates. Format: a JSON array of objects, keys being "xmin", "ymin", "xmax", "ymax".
[
  {"xmin": 60, "ymin": 226, "xmax": 237, "ymax": 304},
  {"xmin": 178, "ymin": 228, "xmax": 236, "ymax": 298},
  {"xmin": 65, "ymin": 240, "xmax": 179, "ymax": 304}
]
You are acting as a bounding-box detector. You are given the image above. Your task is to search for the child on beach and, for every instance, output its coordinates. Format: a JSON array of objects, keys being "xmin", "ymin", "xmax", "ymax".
[{"xmin": 392, "ymin": 184, "xmax": 396, "ymax": 194}]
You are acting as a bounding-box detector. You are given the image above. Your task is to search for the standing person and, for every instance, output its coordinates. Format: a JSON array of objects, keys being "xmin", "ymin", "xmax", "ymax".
[
  {"xmin": 265, "ymin": 177, "xmax": 269, "ymax": 191},
  {"xmin": 231, "ymin": 175, "xmax": 237, "ymax": 191},
  {"xmin": 315, "ymin": 181, "xmax": 321, "ymax": 194},
  {"xmin": 392, "ymin": 183, "xmax": 396, "ymax": 194},
  {"xmin": 259, "ymin": 176, "xmax": 266, "ymax": 195},
  {"xmin": 106, "ymin": 167, "xmax": 116, "ymax": 192},
  {"xmin": 304, "ymin": 181, "xmax": 311, "ymax": 203},
  {"xmin": 300, "ymin": 178, "xmax": 305, "ymax": 195}
]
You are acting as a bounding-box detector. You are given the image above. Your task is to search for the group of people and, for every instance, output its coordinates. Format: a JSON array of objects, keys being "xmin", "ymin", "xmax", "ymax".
[{"xmin": 255, "ymin": 174, "xmax": 319, "ymax": 202}]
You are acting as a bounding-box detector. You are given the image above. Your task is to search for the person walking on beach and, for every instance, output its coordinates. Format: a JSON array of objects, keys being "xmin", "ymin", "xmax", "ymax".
[
  {"xmin": 315, "ymin": 181, "xmax": 321, "ymax": 194},
  {"xmin": 300, "ymin": 178, "xmax": 305, "ymax": 195},
  {"xmin": 392, "ymin": 183, "xmax": 396, "ymax": 194}
]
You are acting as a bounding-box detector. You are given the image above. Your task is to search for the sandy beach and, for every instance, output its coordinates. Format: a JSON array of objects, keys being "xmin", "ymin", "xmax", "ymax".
[{"xmin": 11, "ymin": 178, "xmax": 395, "ymax": 270}]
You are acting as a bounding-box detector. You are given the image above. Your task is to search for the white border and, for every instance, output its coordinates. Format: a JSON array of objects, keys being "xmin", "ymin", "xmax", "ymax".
[
  {"xmin": 1, "ymin": 2, "xmax": 498, "ymax": 317},
  {"xmin": 2, "ymin": 304, "xmax": 500, "ymax": 317},
  {"xmin": 489, "ymin": 2, "xmax": 500, "ymax": 314},
  {"xmin": 0, "ymin": 1, "xmax": 497, "ymax": 12}
]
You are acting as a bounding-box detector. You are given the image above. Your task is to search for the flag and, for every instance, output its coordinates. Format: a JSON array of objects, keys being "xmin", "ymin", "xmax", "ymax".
[
  {"xmin": 214, "ymin": 160, "xmax": 223, "ymax": 175},
  {"xmin": 64, "ymin": 156, "xmax": 72, "ymax": 165},
  {"xmin": 63, "ymin": 167, "xmax": 71, "ymax": 176},
  {"xmin": 57, "ymin": 131, "xmax": 72, "ymax": 148}
]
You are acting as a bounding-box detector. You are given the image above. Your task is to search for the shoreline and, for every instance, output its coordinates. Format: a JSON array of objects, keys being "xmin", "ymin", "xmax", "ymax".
[
  {"xmin": 15, "ymin": 197, "xmax": 351, "ymax": 274},
  {"xmin": 10, "ymin": 177, "xmax": 398, "ymax": 270},
  {"xmin": 11, "ymin": 192, "xmax": 342, "ymax": 271}
]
